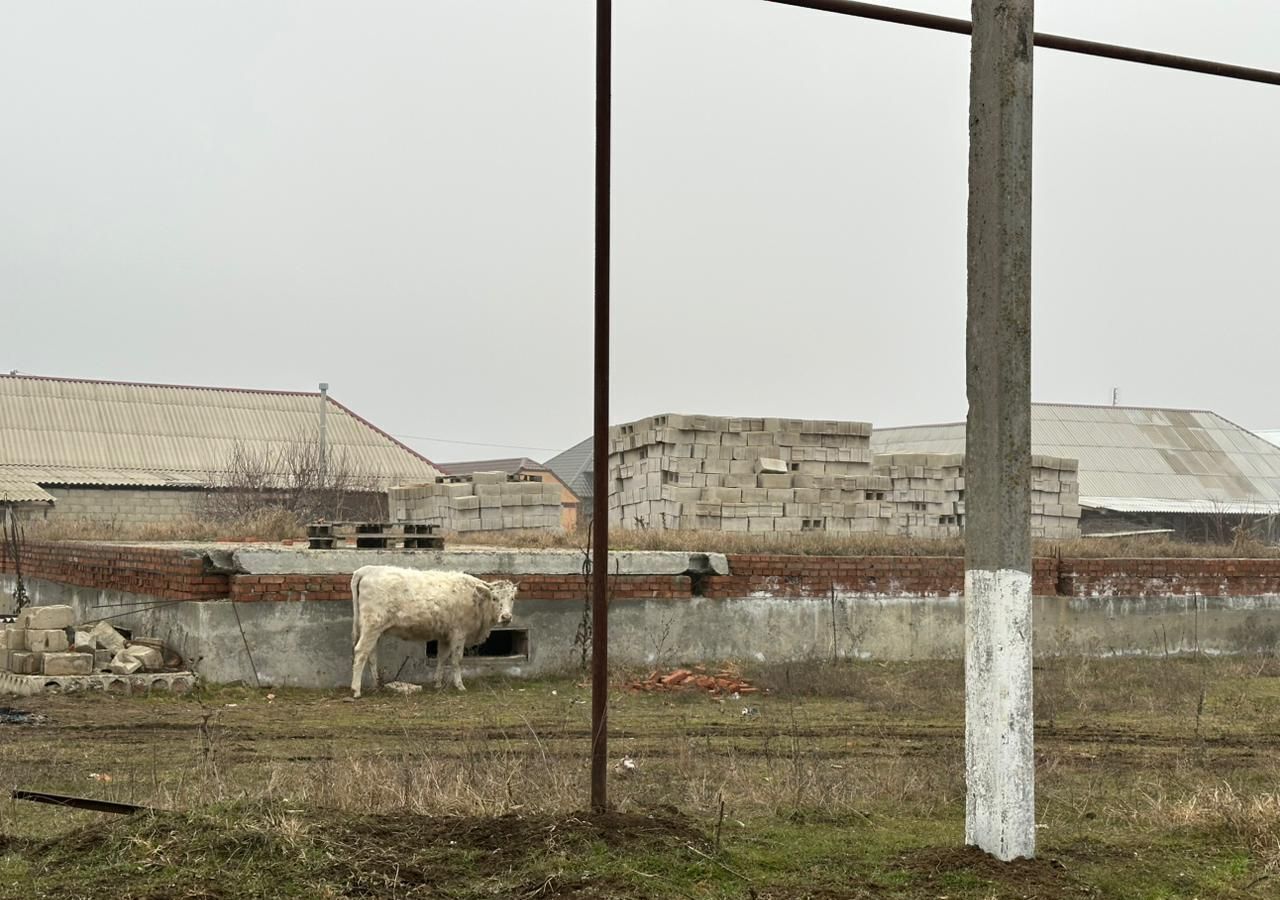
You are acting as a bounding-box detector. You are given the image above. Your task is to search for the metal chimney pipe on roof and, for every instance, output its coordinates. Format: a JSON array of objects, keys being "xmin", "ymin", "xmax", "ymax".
[{"xmin": 318, "ymin": 382, "xmax": 329, "ymax": 489}]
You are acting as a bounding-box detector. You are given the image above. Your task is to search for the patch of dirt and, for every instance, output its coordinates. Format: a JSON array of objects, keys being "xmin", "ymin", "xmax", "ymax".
[
  {"xmin": 334, "ymin": 807, "xmax": 705, "ymax": 861},
  {"xmin": 895, "ymin": 845, "xmax": 1097, "ymax": 898}
]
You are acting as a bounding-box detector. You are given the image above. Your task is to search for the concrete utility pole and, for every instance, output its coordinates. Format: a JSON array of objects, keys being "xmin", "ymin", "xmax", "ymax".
[{"xmin": 965, "ymin": 0, "xmax": 1035, "ymax": 861}]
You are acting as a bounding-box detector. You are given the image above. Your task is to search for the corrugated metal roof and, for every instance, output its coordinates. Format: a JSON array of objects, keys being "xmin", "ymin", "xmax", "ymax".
[
  {"xmin": 873, "ymin": 404, "xmax": 1280, "ymax": 515},
  {"xmin": 0, "ymin": 374, "xmax": 440, "ymax": 490},
  {"xmin": 0, "ymin": 475, "xmax": 54, "ymax": 505}
]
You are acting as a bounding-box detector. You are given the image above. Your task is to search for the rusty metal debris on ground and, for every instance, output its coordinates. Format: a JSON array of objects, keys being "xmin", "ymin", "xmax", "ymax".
[{"xmin": 624, "ymin": 666, "xmax": 759, "ymax": 696}]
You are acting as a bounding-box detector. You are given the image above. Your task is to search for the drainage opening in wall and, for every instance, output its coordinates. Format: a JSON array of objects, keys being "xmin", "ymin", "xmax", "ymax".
[{"xmin": 426, "ymin": 628, "xmax": 531, "ymax": 661}]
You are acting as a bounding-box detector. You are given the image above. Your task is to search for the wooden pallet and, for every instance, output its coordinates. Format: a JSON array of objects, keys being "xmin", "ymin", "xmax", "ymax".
[{"xmin": 306, "ymin": 522, "xmax": 443, "ymax": 551}]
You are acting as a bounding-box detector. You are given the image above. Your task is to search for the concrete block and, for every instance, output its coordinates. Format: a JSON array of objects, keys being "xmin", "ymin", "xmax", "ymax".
[
  {"xmin": 20, "ymin": 605, "xmax": 74, "ymax": 630},
  {"xmin": 90, "ymin": 622, "xmax": 128, "ymax": 653},
  {"xmin": 740, "ymin": 488, "xmax": 769, "ymax": 503},
  {"xmin": 94, "ymin": 650, "xmax": 114, "ymax": 671},
  {"xmin": 27, "ymin": 630, "xmax": 69, "ymax": 653},
  {"xmin": 42, "ymin": 653, "xmax": 93, "ymax": 676},
  {"xmin": 0, "ymin": 627, "xmax": 23, "ymax": 651},
  {"xmin": 121, "ymin": 644, "xmax": 164, "ymax": 670},
  {"xmin": 754, "ymin": 457, "xmax": 789, "ymax": 474},
  {"xmin": 0, "ymin": 650, "xmax": 7, "ymax": 671},
  {"xmin": 757, "ymin": 474, "xmax": 793, "ymax": 489},
  {"xmin": 9, "ymin": 652, "xmax": 39, "ymax": 675},
  {"xmin": 109, "ymin": 654, "xmax": 143, "ymax": 676},
  {"xmin": 470, "ymin": 472, "xmax": 507, "ymax": 485}
]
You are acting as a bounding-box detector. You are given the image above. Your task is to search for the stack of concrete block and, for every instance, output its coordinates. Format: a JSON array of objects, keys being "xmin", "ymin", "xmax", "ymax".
[
  {"xmin": 0, "ymin": 608, "xmax": 168, "ymax": 677},
  {"xmin": 607, "ymin": 414, "xmax": 874, "ymax": 532},
  {"xmin": 873, "ymin": 454, "xmax": 967, "ymax": 539},
  {"xmin": 389, "ymin": 472, "xmax": 564, "ymax": 533},
  {"xmin": 1031, "ymin": 455, "xmax": 1082, "ymax": 539},
  {"xmin": 870, "ymin": 452, "xmax": 1081, "ymax": 539}
]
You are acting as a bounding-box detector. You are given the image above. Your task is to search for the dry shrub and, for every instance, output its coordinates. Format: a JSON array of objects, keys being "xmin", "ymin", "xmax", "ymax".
[
  {"xmin": 23, "ymin": 508, "xmax": 305, "ymax": 543},
  {"xmin": 454, "ymin": 528, "xmax": 1280, "ymax": 559},
  {"xmin": 1165, "ymin": 783, "xmax": 1280, "ymax": 871}
]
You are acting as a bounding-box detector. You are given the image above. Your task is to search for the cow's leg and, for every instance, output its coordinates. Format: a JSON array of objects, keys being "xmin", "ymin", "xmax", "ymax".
[
  {"xmin": 449, "ymin": 630, "xmax": 467, "ymax": 691},
  {"xmin": 351, "ymin": 630, "xmax": 382, "ymax": 698},
  {"xmin": 434, "ymin": 638, "xmax": 450, "ymax": 689}
]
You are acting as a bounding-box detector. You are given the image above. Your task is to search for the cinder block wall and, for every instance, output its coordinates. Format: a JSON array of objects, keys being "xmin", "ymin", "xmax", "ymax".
[{"xmin": 42, "ymin": 487, "xmax": 207, "ymax": 526}]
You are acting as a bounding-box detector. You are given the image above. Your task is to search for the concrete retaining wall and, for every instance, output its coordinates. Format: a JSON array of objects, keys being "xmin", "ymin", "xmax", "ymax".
[
  {"xmin": 6, "ymin": 572, "xmax": 1280, "ymax": 690},
  {"xmin": 6, "ymin": 542, "xmax": 1280, "ymax": 690}
]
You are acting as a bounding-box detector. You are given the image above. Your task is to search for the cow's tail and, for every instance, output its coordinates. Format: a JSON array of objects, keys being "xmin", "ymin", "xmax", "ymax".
[{"xmin": 350, "ymin": 569, "xmax": 364, "ymax": 645}]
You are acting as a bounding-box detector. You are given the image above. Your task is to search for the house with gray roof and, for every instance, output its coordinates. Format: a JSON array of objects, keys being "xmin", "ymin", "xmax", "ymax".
[{"xmin": 0, "ymin": 373, "xmax": 440, "ymax": 525}]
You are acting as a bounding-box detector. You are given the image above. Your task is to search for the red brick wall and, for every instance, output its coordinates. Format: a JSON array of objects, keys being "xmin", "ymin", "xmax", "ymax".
[
  {"xmin": 708, "ymin": 556, "xmax": 1059, "ymax": 598},
  {"xmin": 229, "ymin": 573, "xmax": 692, "ymax": 603},
  {"xmin": 0, "ymin": 541, "xmax": 228, "ymax": 600},
  {"xmin": 9, "ymin": 541, "xmax": 1280, "ymax": 602},
  {"xmin": 1059, "ymin": 558, "xmax": 1280, "ymax": 598}
]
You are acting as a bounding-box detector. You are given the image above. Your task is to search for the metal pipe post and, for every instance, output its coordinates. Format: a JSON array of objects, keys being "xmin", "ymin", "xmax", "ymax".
[
  {"xmin": 318, "ymin": 382, "xmax": 330, "ymax": 488},
  {"xmin": 965, "ymin": 0, "xmax": 1036, "ymax": 861},
  {"xmin": 590, "ymin": 0, "xmax": 612, "ymax": 814}
]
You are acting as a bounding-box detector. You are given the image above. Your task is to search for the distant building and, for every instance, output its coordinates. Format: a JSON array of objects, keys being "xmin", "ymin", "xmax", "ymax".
[
  {"xmin": 875, "ymin": 403, "xmax": 1280, "ymax": 540},
  {"xmin": 544, "ymin": 437, "xmax": 593, "ymax": 527},
  {"xmin": 0, "ymin": 374, "xmax": 440, "ymax": 525},
  {"xmin": 437, "ymin": 457, "xmax": 579, "ymax": 531}
]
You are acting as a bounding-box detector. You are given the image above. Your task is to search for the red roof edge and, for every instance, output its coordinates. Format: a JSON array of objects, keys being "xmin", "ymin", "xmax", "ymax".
[{"xmin": 325, "ymin": 397, "xmax": 438, "ymax": 470}]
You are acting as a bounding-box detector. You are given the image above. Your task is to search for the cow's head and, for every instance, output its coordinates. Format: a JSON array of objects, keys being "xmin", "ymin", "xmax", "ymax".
[{"xmin": 488, "ymin": 579, "xmax": 518, "ymax": 625}]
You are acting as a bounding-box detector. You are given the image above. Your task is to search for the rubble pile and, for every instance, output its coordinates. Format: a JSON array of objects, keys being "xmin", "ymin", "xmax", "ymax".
[
  {"xmin": 625, "ymin": 666, "xmax": 758, "ymax": 695},
  {"xmin": 0, "ymin": 606, "xmax": 178, "ymax": 677}
]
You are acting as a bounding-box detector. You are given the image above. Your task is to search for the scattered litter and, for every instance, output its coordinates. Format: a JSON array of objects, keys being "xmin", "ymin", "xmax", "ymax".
[
  {"xmin": 224, "ymin": 703, "xmax": 238, "ymax": 708},
  {"xmin": 624, "ymin": 665, "xmax": 759, "ymax": 697},
  {"xmin": 385, "ymin": 681, "xmax": 423, "ymax": 695},
  {"xmin": 614, "ymin": 755, "xmax": 638, "ymax": 776},
  {"xmin": 550, "ymin": 690, "xmax": 558, "ymax": 696},
  {"xmin": 740, "ymin": 707, "xmax": 759, "ymax": 718},
  {"xmin": 266, "ymin": 693, "xmax": 276, "ymax": 702},
  {"xmin": 0, "ymin": 708, "xmax": 45, "ymax": 725},
  {"xmin": 88, "ymin": 773, "xmax": 113, "ymax": 783}
]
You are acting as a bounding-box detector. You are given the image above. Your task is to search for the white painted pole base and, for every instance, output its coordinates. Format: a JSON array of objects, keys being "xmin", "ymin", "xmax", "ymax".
[{"xmin": 965, "ymin": 568, "xmax": 1035, "ymax": 860}]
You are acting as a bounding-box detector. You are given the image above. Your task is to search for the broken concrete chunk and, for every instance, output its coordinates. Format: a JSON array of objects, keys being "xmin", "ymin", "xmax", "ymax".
[
  {"xmin": 120, "ymin": 644, "xmax": 163, "ymax": 669},
  {"xmin": 42, "ymin": 652, "xmax": 93, "ymax": 676},
  {"xmin": 109, "ymin": 653, "xmax": 143, "ymax": 675},
  {"xmin": 20, "ymin": 605, "xmax": 74, "ymax": 631},
  {"xmin": 27, "ymin": 629, "xmax": 69, "ymax": 653},
  {"xmin": 94, "ymin": 649, "xmax": 114, "ymax": 671},
  {"xmin": 73, "ymin": 631, "xmax": 95, "ymax": 652},
  {"xmin": 90, "ymin": 621, "xmax": 128, "ymax": 654}
]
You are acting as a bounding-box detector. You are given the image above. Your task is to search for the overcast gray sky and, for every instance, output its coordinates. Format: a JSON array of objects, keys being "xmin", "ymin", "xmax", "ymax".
[{"xmin": 2, "ymin": 1, "xmax": 1277, "ymax": 465}]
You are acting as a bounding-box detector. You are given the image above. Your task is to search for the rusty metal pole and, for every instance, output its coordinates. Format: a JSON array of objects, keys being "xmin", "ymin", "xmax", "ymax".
[{"xmin": 590, "ymin": 0, "xmax": 612, "ymax": 814}]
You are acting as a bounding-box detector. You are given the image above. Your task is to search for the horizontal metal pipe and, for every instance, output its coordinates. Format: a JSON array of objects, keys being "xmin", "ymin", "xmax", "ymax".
[
  {"xmin": 12, "ymin": 789, "xmax": 152, "ymax": 815},
  {"xmin": 763, "ymin": 0, "xmax": 1280, "ymax": 86}
]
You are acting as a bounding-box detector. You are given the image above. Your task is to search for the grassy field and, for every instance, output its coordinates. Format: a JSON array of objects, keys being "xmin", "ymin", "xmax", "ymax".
[{"xmin": 3, "ymin": 656, "xmax": 1280, "ymax": 898}]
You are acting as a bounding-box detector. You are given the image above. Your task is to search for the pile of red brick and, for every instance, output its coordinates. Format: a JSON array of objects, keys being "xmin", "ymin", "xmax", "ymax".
[{"xmin": 625, "ymin": 666, "xmax": 758, "ymax": 695}]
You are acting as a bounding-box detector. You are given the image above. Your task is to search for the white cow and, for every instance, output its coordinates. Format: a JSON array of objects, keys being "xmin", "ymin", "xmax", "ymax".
[{"xmin": 350, "ymin": 566, "xmax": 517, "ymax": 697}]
